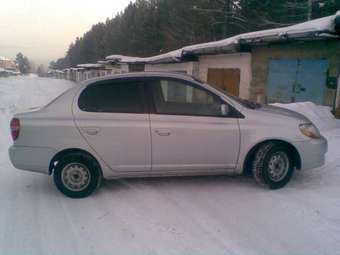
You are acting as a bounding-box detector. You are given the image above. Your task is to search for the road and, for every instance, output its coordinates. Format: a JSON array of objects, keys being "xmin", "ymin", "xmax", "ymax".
[{"xmin": 0, "ymin": 76, "xmax": 340, "ymax": 255}]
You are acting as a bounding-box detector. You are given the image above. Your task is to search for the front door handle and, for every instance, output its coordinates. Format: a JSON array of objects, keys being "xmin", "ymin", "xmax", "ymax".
[
  {"xmin": 155, "ymin": 129, "xmax": 171, "ymax": 136},
  {"xmin": 83, "ymin": 127, "xmax": 101, "ymax": 136}
]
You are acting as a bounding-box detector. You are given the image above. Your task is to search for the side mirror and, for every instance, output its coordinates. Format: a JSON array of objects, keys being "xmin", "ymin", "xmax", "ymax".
[{"xmin": 221, "ymin": 104, "xmax": 230, "ymax": 116}]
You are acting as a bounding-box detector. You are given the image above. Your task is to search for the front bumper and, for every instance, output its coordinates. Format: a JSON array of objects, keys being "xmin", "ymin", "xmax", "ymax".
[
  {"xmin": 9, "ymin": 145, "xmax": 57, "ymax": 174},
  {"xmin": 292, "ymin": 136, "xmax": 328, "ymax": 170}
]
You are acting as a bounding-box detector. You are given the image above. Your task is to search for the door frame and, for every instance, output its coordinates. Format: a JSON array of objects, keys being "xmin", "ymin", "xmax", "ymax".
[
  {"xmin": 142, "ymin": 76, "xmax": 243, "ymax": 118},
  {"xmin": 73, "ymin": 77, "xmax": 152, "ymax": 174},
  {"xmin": 143, "ymin": 77, "xmax": 242, "ymax": 174}
]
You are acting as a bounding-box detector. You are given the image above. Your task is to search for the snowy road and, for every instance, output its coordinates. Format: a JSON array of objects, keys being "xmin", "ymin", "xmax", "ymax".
[{"xmin": 0, "ymin": 77, "xmax": 340, "ymax": 255}]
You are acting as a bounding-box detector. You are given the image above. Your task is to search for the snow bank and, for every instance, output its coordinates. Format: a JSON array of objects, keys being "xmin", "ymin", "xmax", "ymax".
[
  {"xmin": 0, "ymin": 76, "xmax": 74, "ymax": 163},
  {"xmin": 272, "ymin": 102, "xmax": 340, "ymax": 131},
  {"xmin": 0, "ymin": 77, "xmax": 74, "ymax": 112}
]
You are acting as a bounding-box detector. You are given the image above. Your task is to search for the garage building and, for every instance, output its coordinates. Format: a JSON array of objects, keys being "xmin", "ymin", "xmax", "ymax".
[{"xmin": 98, "ymin": 12, "xmax": 340, "ymax": 112}]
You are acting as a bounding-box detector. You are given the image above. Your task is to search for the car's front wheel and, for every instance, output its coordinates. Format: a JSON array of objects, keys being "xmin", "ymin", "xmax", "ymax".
[
  {"xmin": 53, "ymin": 152, "xmax": 102, "ymax": 198},
  {"xmin": 252, "ymin": 142, "xmax": 294, "ymax": 189}
]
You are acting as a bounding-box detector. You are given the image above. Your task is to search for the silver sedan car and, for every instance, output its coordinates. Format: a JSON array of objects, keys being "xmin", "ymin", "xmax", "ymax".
[{"xmin": 9, "ymin": 72, "xmax": 328, "ymax": 198}]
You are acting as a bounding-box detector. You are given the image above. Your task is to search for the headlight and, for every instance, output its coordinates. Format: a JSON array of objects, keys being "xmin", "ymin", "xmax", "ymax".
[{"xmin": 299, "ymin": 123, "xmax": 321, "ymax": 139}]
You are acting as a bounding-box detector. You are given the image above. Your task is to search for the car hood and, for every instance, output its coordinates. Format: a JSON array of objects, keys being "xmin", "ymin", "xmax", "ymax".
[{"xmin": 256, "ymin": 105, "xmax": 310, "ymax": 123}]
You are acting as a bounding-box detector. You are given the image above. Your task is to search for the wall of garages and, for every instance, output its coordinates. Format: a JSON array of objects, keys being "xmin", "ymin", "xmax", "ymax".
[
  {"xmin": 144, "ymin": 40, "xmax": 340, "ymax": 111},
  {"xmin": 145, "ymin": 62, "xmax": 197, "ymax": 75},
  {"xmin": 197, "ymin": 53, "xmax": 252, "ymax": 100}
]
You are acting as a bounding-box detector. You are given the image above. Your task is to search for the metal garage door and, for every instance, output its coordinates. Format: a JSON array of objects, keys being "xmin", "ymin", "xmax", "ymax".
[{"xmin": 267, "ymin": 59, "xmax": 328, "ymax": 104}]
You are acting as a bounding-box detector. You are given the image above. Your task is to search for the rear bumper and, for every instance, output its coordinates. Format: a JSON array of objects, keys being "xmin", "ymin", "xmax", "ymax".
[
  {"xmin": 292, "ymin": 136, "xmax": 328, "ymax": 170},
  {"xmin": 9, "ymin": 145, "xmax": 57, "ymax": 174}
]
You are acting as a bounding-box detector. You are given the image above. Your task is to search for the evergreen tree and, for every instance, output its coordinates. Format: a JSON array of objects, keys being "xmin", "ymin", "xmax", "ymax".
[
  {"xmin": 15, "ymin": 53, "xmax": 31, "ymax": 74},
  {"xmin": 53, "ymin": 0, "xmax": 339, "ymax": 69}
]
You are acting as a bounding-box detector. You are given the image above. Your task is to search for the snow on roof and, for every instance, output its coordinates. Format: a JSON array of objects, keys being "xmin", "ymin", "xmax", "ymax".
[
  {"xmin": 105, "ymin": 55, "xmax": 144, "ymax": 63},
  {"xmin": 144, "ymin": 49, "xmax": 183, "ymax": 64},
  {"xmin": 183, "ymin": 12, "xmax": 339, "ymax": 55},
  {"xmin": 48, "ymin": 69, "xmax": 65, "ymax": 74},
  {"xmin": 106, "ymin": 49, "xmax": 183, "ymax": 64},
  {"xmin": 103, "ymin": 12, "xmax": 339, "ymax": 65},
  {"xmin": 0, "ymin": 68, "xmax": 20, "ymax": 74},
  {"xmin": 77, "ymin": 63, "xmax": 104, "ymax": 68},
  {"xmin": 97, "ymin": 60, "xmax": 111, "ymax": 64},
  {"xmin": 0, "ymin": 56, "xmax": 10, "ymax": 61}
]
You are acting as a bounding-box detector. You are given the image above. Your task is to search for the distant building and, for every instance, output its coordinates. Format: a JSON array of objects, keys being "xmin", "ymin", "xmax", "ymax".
[{"xmin": 0, "ymin": 56, "xmax": 20, "ymax": 77}]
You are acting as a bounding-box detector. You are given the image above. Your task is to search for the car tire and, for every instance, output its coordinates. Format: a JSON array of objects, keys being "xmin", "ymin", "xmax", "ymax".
[
  {"xmin": 53, "ymin": 152, "xmax": 102, "ymax": 198},
  {"xmin": 252, "ymin": 142, "xmax": 294, "ymax": 189}
]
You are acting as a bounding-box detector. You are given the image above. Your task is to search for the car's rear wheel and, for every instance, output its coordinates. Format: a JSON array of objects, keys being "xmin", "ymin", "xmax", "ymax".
[
  {"xmin": 53, "ymin": 152, "xmax": 102, "ymax": 198},
  {"xmin": 252, "ymin": 142, "xmax": 294, "ymax": 189}
]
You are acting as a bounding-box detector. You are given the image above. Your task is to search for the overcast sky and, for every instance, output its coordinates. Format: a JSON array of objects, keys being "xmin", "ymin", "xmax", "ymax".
[{"xmin": 0, "ymin": 0, "xmax": 133, "ymax": 66}]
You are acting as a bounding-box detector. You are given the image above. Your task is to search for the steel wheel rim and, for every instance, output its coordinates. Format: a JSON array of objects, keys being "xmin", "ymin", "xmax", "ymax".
[
  {"xmin": 268, "ymin": 152, "xmax": 290, "ymax": 182},
  {"xmin": 61, "ymin": 163, "xmax": 91, "ymax": 192}
]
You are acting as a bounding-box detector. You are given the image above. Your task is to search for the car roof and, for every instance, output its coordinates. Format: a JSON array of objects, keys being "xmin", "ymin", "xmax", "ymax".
[{"xmin": 81, "ymin": 71, "xmax": 198, "ymax": 85}]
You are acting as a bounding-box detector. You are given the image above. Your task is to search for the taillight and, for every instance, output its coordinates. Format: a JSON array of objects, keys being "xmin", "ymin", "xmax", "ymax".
[{"xmin": 10, "ymin": 118, "xmax": 20, "ymax": 141}]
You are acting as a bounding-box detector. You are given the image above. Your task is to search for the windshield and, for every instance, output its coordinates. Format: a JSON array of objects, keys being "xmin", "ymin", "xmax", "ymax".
[
  {"xmin": 207, "ymin": 84, "xmax": 263, "ymax": 109},
  {"xmin": 227, "ymin": 93, "xmax": 263, "ymax": 109}
]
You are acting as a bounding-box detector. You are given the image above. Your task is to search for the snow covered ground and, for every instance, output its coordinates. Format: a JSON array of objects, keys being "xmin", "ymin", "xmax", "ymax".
[{"xmin": 0, "ymin": 76, "xmax": 340, "ymax": 255}]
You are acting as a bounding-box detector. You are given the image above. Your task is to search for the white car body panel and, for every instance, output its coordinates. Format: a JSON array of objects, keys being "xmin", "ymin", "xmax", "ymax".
[
  {"xmin": 9, "ymin": 146, "xmax": 57, "ymax": 174},
  {"xmin": 150, "ymin": 114, "xmax": 240, "ymax": 173},
  {"xmin": 73, "ymin": 111, "xmax": 152, "ymax": 173},
  {"xmin": 10, "ymin": 85, "xmax": 113, "ymax": 177},
  {"xmin": 234, "ymin": 105, "xmax": 327, "ymax": 174},
  {"xmin": 8, "ymin": 72, "xmax": 328, "ymax": 180}
]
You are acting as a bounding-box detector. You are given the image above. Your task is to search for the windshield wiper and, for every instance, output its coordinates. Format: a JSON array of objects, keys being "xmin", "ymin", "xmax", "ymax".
[{"xmin": 243, "ymin": 100, "xmax": 261, "ymax": 109}]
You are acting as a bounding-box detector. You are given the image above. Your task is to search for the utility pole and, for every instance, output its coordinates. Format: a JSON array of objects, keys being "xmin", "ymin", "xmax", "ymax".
[
  {"xmin": 222, "ymin": 0, "xmax": 231, "ymax": 38},
  {"xmin": 222, "ymin": 0, "xmax": 228, "ymax": 38}
]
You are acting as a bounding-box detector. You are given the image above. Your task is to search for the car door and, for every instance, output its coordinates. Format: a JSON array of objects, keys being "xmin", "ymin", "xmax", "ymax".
[
  {"xmin": 73, "ymin": 78, "xmax": 151, "ymax": 172},
  {"xmin": 147, "ymin": 78, "xmax": 241, "ymax": 173}
]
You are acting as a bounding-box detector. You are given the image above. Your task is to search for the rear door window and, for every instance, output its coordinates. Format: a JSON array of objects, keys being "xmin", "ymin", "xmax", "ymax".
[{"xmin": 78, "ymin": 80, "xmax": 145, "ymax": 113}]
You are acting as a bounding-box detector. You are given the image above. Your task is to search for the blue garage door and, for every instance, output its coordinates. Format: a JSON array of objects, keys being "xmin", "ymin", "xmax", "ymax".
[{"xmin": 267, "ymin": 59, "xmax": 328, "ymax": 104}]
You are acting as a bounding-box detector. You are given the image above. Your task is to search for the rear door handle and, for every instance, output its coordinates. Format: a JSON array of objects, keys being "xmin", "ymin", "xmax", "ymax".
[
  {"xmin": 155, "ymin": 129, "xmax": 171, "ymax": 136},
  {"xmin": 83, "ymin": 127, "xmax": 101, "ymax": 136}
]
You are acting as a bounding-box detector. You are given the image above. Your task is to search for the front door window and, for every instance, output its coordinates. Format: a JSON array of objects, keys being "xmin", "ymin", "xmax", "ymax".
[{"xmin": 150, "ymin": 79, "xmax": 225, "ymax": 117}]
